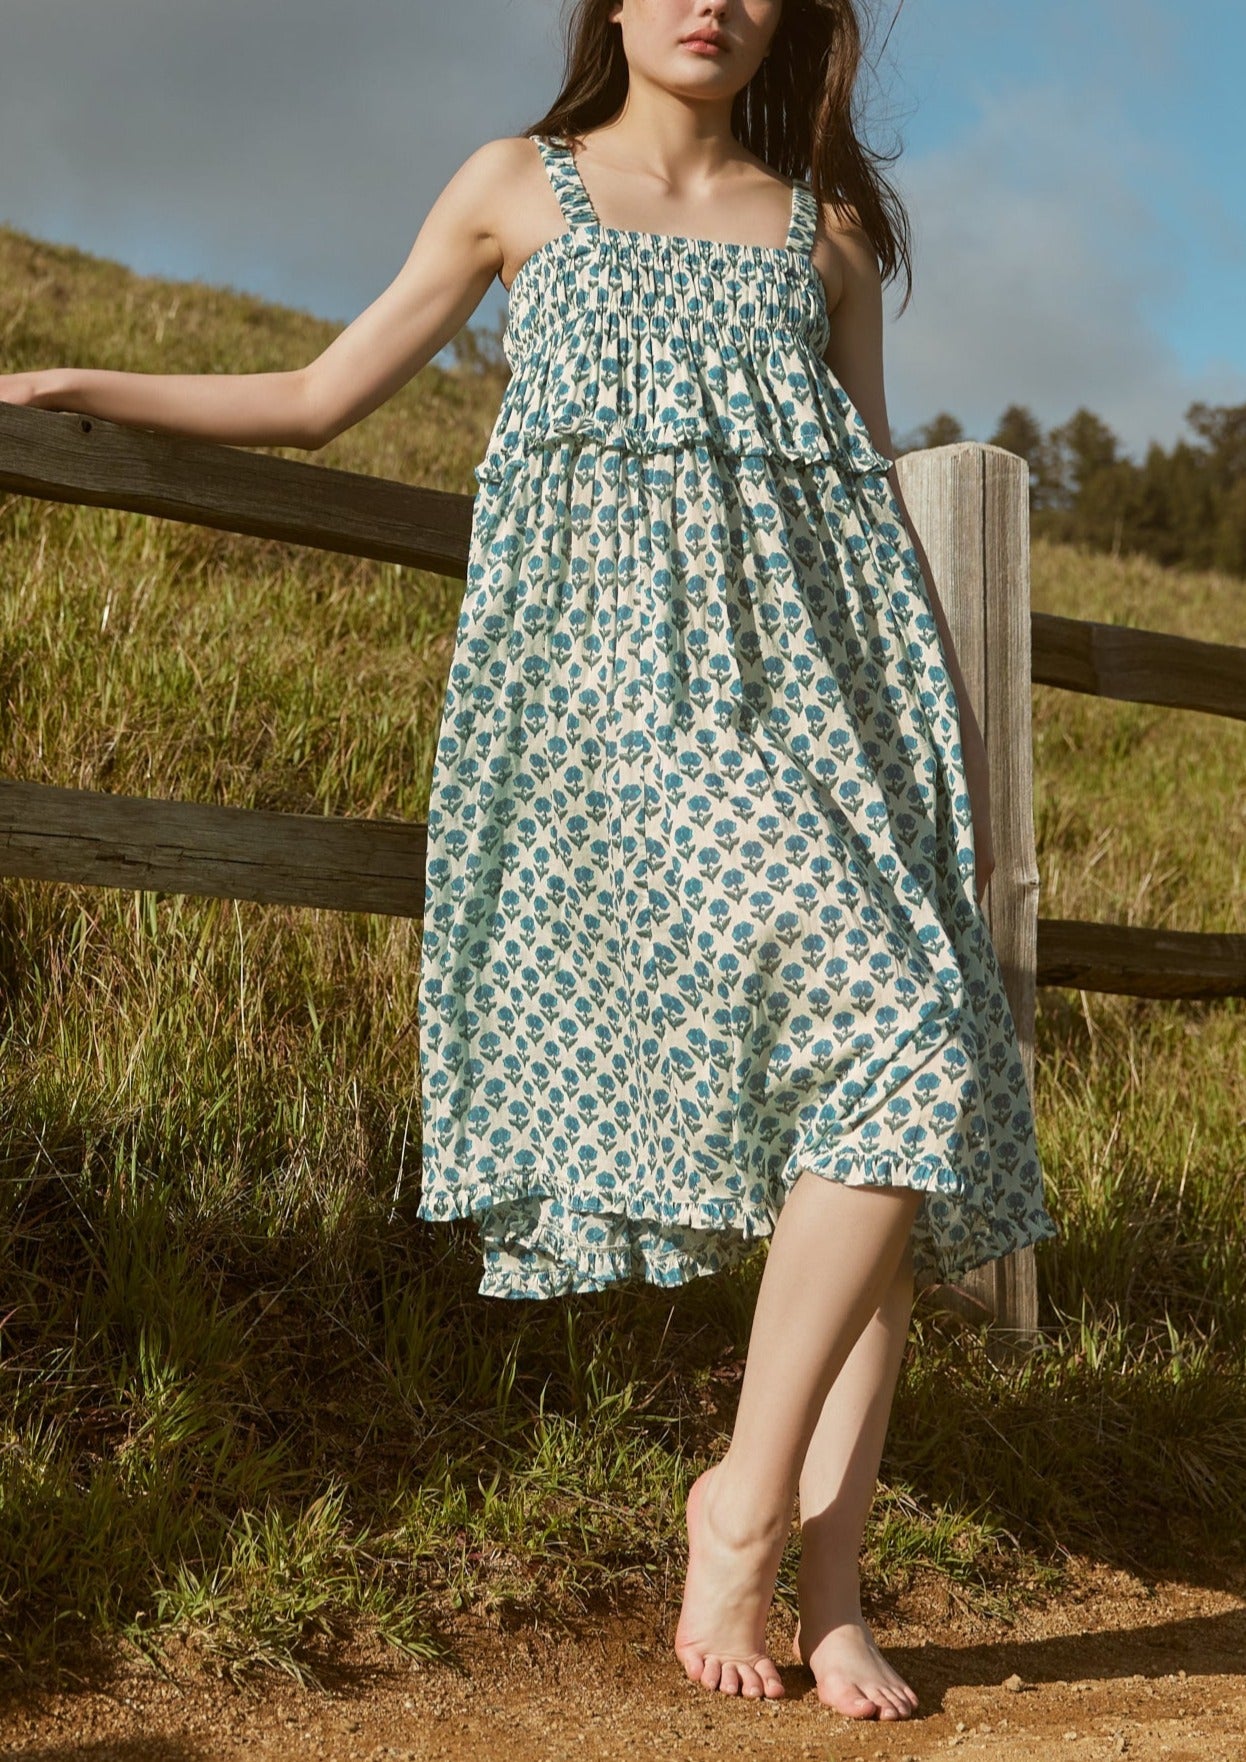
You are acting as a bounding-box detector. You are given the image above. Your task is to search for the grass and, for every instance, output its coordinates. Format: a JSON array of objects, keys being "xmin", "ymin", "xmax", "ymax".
[{"xmin": 1, "ymin": 224, "xmax": 1244, "ymax": 1686}]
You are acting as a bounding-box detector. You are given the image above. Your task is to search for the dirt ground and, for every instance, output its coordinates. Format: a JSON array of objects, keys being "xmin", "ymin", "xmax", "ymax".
[{"xmin": 2, "ymin": 1556, "xmax": 1244, "ymax": 1762}]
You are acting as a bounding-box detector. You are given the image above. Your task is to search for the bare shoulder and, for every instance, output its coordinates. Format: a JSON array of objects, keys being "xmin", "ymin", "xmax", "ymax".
[
  {"xmin": 812, "ymin": 196, "xmax": 883, "ymax": 318},
  {"xmin": 441, "ymin": 135, "xmax": 539, "ymax": 216},
  {"xmin": 422, "ymin": 135, "xmax": 552, "ymax": 289},
  {"xmin": 471, "ymin": 134, "xmax": 544, "ymax": 176},
  {"xmin": 462, "ymin": 134, "xmax": 572, "ymax": 291}
]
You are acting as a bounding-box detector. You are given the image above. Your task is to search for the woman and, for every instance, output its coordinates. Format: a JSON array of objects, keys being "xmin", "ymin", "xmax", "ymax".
[{"xmin": 0, "ymin": 0, "xmax": 1058, "ymax": 1721}]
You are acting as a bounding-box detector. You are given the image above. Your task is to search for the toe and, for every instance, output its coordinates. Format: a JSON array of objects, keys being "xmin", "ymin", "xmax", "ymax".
[
  {"xmin": 700, "ymin": 1653, "xmax": 723, "ymax": 1692},
  {"xmin": 820, "ymin": 1679, "xmax": 879, "ymax": 1718},
  {"xmin": 880, "ymin": 1678, "xmax": 917, "ymax": 1717},
  {"xmin": 870, "ymin": 1683, "xmax": 905, "ymax": 1719},
  {"xmin": 719, "ymin": 1661, "xmax": 742, "ymax": 1696},
  {"xmin": 675, "ymin": 1644, "xmax": 705, "ymax": 1684},
  {"xmin": 759, "ymin": 1659, "xmax": 786, "ymax": 1700}
]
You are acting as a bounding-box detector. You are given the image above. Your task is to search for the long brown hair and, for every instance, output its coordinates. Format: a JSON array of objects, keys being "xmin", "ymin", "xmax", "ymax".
[{"xmin": 524, "ymin": 0, "xmax": 913, "ymax": 312}]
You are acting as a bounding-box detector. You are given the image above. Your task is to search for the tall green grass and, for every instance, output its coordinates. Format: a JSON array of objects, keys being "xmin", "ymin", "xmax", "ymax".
[{"xmin": 1, "ymin": 227, "xmax": 1243, "ymax": 1684}]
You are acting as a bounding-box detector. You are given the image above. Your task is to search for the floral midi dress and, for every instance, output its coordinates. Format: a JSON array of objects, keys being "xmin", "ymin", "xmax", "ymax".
[{"xmin": 415, "ymin": 133, "xmax": 1059, "ymax": 1300}]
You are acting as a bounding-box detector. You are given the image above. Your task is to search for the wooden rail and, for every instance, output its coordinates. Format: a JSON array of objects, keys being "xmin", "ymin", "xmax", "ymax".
[
  {"xmin": 3, "ymin": 408, "xmax": 1243, "ymax": 1338},
  {"xmin": 2, "ymin": 780, "xmax": 1240, "ymax": 1000},
  {"xmin": 1032, "ymin": 610, "xmax": 1246, "ymax": 723},
  {"xmin": 0, "ymin": 780, "xmax": 427, "ymax": 917},
  {"xmin": 0, "ymin": 401, "xmax": 471, "ymax": 570}
]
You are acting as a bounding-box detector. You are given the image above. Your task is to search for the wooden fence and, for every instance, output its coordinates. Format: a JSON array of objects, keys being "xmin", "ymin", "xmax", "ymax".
[{"xmin": 2, "ymin": 405, "xmax": 1244, "ymax": 1338}]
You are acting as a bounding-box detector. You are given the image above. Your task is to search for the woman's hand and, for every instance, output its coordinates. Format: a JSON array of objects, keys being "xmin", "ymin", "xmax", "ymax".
[
  {"xmin": 0, "ymin": 371, "xmax": 53, "ymax": 408},
  {"xmin": 962, "ymin": 733, "xmax": 996, "ymax": 905}
]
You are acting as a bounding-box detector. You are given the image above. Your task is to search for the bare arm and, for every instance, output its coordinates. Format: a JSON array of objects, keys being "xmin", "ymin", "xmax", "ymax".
[
  {"xmin": 816, "ymin": 210, "xmax": 984, "ymax": 754},
  {"xmin": 817, "ymin": 209, "xmax": 995, "ymax": 894},
  {"xmin": 0, "ymin": 140, "xmax": 509, "ymax": 451},
  {"xmin": 12, "ymin": 363, "xmax": 320, "ymax": 449}
]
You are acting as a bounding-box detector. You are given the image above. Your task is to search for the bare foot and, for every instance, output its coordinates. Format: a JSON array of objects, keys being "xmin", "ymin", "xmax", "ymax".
[
  {"xmin": 793, "ymin": 1579, "xmax": 919, "ymax": 1720},
  {"xmin": 673, "ymin": 1463, "xmax": 787, "ymax": 1699}
]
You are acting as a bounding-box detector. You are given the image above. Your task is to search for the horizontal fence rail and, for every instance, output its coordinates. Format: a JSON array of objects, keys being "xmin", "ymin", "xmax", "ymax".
[
  {"xmin": 1031, "ymin": 610, "xmax": 1246, "ymax": 723},
  {"xmin": 1037, "ymin": 918, "xmax": 1246, "ymax": 1001},
  {"xmin": 1, "ymin": 780, "xmax": 1242, "ymax": 997},
  {"xmin": 0, "ymin": 780, "xmax": 426, "ymax": 918},
  {"xmin": 0, "ymin": 402, "xmax": 471, "ymax": 571},
  {"xmin": 2, "ymin": 405, "xmax": 1244, "ymax": 1004}
]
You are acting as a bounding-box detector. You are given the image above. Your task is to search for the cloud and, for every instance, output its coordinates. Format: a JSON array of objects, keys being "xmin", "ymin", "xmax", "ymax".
[
  {"xmin": 885, "ymin": 79, "xmax": 1246, "ymax": 457},
  {"xmin": 0, "ymin": 1, "xmax": 561, "ymax": 333}
]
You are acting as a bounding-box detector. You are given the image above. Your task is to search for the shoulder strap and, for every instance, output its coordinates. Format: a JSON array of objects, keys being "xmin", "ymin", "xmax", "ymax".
[
  {"xmin": 533, "ymin": 135, "xmax": 599, "ymax": 231},
  {"xmin": 787, "ymin": 181, "xmax": 819, "ymax": 257}
]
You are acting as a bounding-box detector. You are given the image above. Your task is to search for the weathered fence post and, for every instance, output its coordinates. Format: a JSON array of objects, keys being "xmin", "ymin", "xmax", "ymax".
[{"xmin": 895, "ymin": 442, "xmax": 1040, "ymax": 1341}]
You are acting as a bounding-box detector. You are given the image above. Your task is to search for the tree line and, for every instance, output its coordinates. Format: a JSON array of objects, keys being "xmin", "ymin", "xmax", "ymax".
[{"xmin": 902, "ymin": 402, "xmax": 1246, "ymax": 579}]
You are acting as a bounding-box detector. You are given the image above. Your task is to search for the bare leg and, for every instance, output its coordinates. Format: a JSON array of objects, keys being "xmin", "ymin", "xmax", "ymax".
[
  {"xmin": 793, "ymin": 1236, "xmax": 920, "ymax": 1719},
  {"xmin": 674, "ymin": 1170, "xmax": 923, "ymax": 1700}
]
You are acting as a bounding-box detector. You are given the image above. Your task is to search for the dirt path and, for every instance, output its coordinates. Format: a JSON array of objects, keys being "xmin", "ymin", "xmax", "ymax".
[{"xmin": 3, "ymin": 1558, "xmax": 1244, "ymax": 1761}]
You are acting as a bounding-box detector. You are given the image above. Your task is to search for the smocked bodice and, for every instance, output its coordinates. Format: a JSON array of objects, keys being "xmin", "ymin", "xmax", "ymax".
[{"xmin": 473, "ymin": 135, "xmax": 894, "ymax": 487}]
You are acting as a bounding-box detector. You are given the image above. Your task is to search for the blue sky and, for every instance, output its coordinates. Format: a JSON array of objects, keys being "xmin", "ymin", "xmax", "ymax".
[
  {"xmin": 1, "ymin": 0, "xmax": 1242, "ymax": 460},
  {"xmin": 897, "ymin": 0, "xmax": 1244, "ymax": 395}
]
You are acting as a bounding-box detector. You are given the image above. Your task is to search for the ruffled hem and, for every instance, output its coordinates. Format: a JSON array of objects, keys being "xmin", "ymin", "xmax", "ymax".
[
  {"xmin": 416, "ymin": 1143, "xmax": 1059, "ymax": 1300},
  {"xmin": 474, "ymin": 426, "xmax": 892, "ymax": 488}
]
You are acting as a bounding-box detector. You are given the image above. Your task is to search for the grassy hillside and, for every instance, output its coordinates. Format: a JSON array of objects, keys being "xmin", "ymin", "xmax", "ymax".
[{"xmin": 0, "ymin": 226, "xmax": 1242, "ymax": 1682}]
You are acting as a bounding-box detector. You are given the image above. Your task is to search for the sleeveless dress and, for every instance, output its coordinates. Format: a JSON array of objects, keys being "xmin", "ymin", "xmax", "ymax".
[{"xmin": 415, "ymin": 134, "xmax": 1059, "ymax": 1300}]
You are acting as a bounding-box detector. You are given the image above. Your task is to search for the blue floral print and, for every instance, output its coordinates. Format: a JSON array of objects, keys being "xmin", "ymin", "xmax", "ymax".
[{"xmin": 415, "ymin": 134, "xmax": 1059, "ymax": 1300}]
